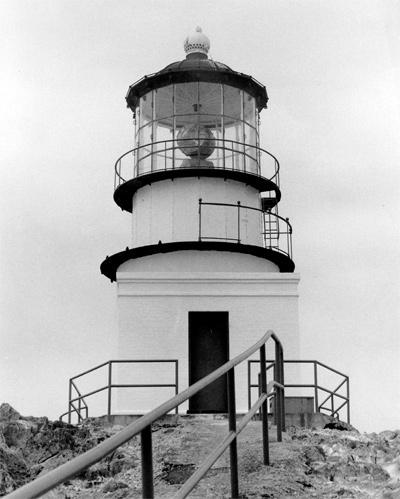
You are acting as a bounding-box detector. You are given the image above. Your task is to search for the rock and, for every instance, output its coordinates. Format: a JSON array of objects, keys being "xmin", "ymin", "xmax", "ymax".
[
  {"xmin": 0, "ymin": 444, "xmax": 29, "ymax": 491},
  {"xmin": 0, "ymin": 461, "xmax": 16, "ymax": 496},
  {"xmin": 109, "ymin": 454, "xmax": 136, "ymax": 475},
  {"xmin": 323, "ymin": 419, "xmax": 355, "ymax": 431},
  {"xmin": 2, "ymin": 420, "xmax": 35, "ymax": 448},
  {"xmin": 380, "ymin": 430, "xmax": 399, "ymax": 441},
  {"xmin": 101, "ymin": 478, "xmax": 129, "ymax": 493},
  {"xmin": 0, "ymin": 404, "xmax": 21, "ymax": 422},
  {"xmin": 161, "ymin": 462, "xmax": 196, "ymax": 484},
  {"xmin": 382, "ymin": 456, "xmax": 400, "ymax": 482}
]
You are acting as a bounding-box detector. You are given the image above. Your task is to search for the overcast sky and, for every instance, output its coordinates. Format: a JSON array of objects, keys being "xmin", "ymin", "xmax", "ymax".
[{"xmin": 1, "ymin": 0, "xmax": 399, "ymax": 432}]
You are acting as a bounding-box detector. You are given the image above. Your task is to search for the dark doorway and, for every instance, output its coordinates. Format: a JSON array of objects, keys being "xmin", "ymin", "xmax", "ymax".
[{"xmin": 188, "ymin": 311, "xmax": 229, "ymax": 413}]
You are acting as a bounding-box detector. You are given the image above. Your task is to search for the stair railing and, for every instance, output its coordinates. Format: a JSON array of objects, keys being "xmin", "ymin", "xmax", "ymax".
[{"xmin": 7, "ymin": 330, "xmax": 284, "ymax": 499}]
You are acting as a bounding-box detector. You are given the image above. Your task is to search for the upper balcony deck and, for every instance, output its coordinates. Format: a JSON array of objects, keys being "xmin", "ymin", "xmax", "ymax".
[{"xmin": 113, "ymin": 137, "xmax": 281, "ymax": 212}]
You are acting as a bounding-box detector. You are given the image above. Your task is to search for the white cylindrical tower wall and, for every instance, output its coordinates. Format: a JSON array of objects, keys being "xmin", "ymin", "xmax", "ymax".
[{"xmin": 131, "ymin": 177, "xmax": 264, "ymax": 248}]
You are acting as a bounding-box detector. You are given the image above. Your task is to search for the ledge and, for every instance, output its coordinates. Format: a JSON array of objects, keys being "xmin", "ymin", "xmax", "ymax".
[
  {"xmin": 114, "ymin": 169, "xmax": 280, "ymax": 212},
  {"xmin": 100, "ymin": 241, "xmax": 295, "ymax": 282}
]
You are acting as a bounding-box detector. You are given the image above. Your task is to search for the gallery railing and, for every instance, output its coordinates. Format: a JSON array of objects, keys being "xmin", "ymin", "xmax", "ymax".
[
  {"xmin": 9, "ymin": 331, "xmax": 284, "ymax": 499},
  {"xmin": 114, "ymin": 138, "xmax": 280, "ymax": 190},
  {"xmin": 198, "ymin": 199, "xmax": 293, "ymax": 259},
  {"xmin": 59, "ymin": 359, "xmax": 179, "ymax": 424},
  {"xmin": 247, "ymin": 359, "xmax": 350, "ymax": 423}
]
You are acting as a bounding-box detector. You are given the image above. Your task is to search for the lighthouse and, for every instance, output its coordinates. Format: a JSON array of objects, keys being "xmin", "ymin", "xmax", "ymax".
[{"xmin": 100, "ymin": 28, "xmax": 300, "ymax": 415}]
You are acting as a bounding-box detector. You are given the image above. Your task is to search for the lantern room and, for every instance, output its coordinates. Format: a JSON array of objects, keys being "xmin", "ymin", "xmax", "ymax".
[{"xmin": 132, "ymin": 77, "xmax": 260, "ymax": 174}]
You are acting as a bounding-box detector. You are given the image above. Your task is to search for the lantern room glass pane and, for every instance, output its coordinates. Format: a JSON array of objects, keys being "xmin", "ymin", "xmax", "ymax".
[
  {"xmin": 223, "ymin": 85, "xmax": 241, "ymax": 124},
  {"xmin": 175, "ymin": 82, "xmax": 198, "ymax": 127},
  {"xmin": 243, "ymin": 93, "xmax": 256, "ymax": 127},
  {"xmin": 154, "ymin": 86, "xmax": 174, "ymax": 124},
  {"xmin": 198, "ymin": 82, "xmax": 222, "ymax": 125},
  {"xmin": 139, "ymin": 92, "xmax": 153, "ymax": 129},
  {"xmin": 137, "ymin": 123, "xmax": 153, "ymax": 174}
]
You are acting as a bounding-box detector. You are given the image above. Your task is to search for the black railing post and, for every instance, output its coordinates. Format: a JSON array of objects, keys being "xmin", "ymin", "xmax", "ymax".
[
  {"xmin": 260, "ymin": 344, "xmax": 270, "ymax": 465},
  {"xmin": 227, "ymin": 368, "xmax": 239, "ymax": 498},
  {"xmin": 175, "ymin": 360, "xmax": 179, "ymax": 415},
  {"xmin": 68, "ymin": 380, "xmax": 72, "ymax": 424},
  {"xmin": 314, "ymin": 362, "xmax": 319, "ymax": 413},
  {"xmin": 286, "ymin": 217, "xmax": 290, "ymax": 257},
  {"xmin": 272, "ymin": 361, "xmax": 277, "ymax": 426},
  {"xmin": 279, "ymin": 347, "xmax": 285, "ymax": 432},
  {"xmin": 247, "ymin": 361, "xmax": 251, "ymax": 411},
  {"xmin": 108, "ymin": 362, "xmax": 112, "ymax": 417},
  {"xmin": 275, "ymin": 343, "xmax": 282, "ymax": 442},
  {"xmin": 237, "ymin": 201, "xmax": 241, "ymax": 243},
  {"xmin": 78, "ymin": 396, "xmax": 82, "ymax": 423},
  {"xmin": 198, "ymin": 198, "xmax": 202, "ymax": 241},
  {"xmin": 347, "ymin": 378, "xmax": 350, "ymax": 424},
  {"xmin": 141, "ymin": 425, "xmax": 154, "ymax": 499}
]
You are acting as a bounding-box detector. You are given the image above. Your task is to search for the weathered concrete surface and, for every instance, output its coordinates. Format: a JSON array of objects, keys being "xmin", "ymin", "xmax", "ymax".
[{"xmin": 1, "ymin": 403, "xmax": 400, "ymax": 498}]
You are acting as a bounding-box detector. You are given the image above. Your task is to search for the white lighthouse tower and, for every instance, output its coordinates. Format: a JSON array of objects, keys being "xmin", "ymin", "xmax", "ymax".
[{"xmin": 101, "ymin": 28, "xmax": 300, "ymax": 415}]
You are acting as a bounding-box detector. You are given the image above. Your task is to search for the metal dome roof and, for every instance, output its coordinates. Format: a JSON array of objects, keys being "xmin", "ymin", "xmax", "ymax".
[
  {"xmin": 161, "ymin": 57, "xmax": 233, "ymax": 73},
  {"xmin": 126, "ymin": 55, "xmax": 268, "ymax": 112}
]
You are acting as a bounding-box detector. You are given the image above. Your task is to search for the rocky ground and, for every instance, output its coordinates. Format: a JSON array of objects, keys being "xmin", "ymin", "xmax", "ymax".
[{"xmin": 0, "ymin": 403, "xmax": 400, "ymax": 498}]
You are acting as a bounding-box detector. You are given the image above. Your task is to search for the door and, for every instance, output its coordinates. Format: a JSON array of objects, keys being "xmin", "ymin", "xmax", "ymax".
[{"xmin": 188, "ymin": 311, "xmax": 229, "ymax": 413}]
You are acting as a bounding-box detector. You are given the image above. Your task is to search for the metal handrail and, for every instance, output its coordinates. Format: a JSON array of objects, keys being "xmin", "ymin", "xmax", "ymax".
[
  {"xmin": 8, "ymin": 330, "xmax": 284, "ymax": 499},
  {"xmin": 248, "ymin": 359, "xmax": 350, "ymax": 423},
  {"xmin": 198, "ymin": 199, "xmax": 293, "ymax": 259},
  {"xmin": 114, "ymin": 137, "xmax": 280, "ymax": 189},
  {"xmin": 59, "ymin": 359, "xmax": 179, "ymax": 424}
]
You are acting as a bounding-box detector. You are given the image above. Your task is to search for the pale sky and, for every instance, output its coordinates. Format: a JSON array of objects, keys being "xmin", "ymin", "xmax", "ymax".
[{"xmin": 1, "ymin": 0, "xmax": 399, "ymax": 432}]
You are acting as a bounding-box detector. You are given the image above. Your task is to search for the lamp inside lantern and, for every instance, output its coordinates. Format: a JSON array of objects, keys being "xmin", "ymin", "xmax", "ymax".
[{"xmin": 177, "ymin": 124, "xmax": 216, "ymax": 167}]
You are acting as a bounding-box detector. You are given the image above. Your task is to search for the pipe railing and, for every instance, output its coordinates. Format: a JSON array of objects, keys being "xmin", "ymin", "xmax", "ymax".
[
  {"xmin": 198, "ymin": 199, "xmax": 293, "ymax": 259},
  {"xmin": 59, "ymin": 359, "xmax": 179, "ymax": 424},
  {"xmin": 114, "ymin": 138, "xmax": 280, "ymax": 191},
  {"xmin": 8, "ymin": 330, "xmax": 284, "ymax": 499},
  {"xmin": 247, "ymin": 359, "xmax": 350, "ymax": 423}
]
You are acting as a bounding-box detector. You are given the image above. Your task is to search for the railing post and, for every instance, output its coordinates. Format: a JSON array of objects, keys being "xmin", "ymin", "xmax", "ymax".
[
  {"xmin": 347, "ymin": 377, "xmax": 350, "ymax": 424},
  {"xmin": 272, "ymin": 361, "xmax": 276, "ymax": 425},
  {"xmin": 279, "ymin": 347, "xmax": 285, "ymax": 433},
  {"xmin": 78, "ymin": 396, "xmax": 82, "ymax": 423},
  {"xmin": 259, "ymin": 344, "xmax": 270, "ymax": 465},
  {"xmin": 108, "ymin": 362, "xmax": 112, "ymax": 417},
  {"xmin": 141, "ymin": 425, "xmax": 154, "ymax": 499},
  {"xmin": 237, "ymin": 201, "xmax": 241, "ymax": 243},
  {"xmin": 175, "ymin": 360, "xmax": 179, "ymax": 415},
  {"xmin": 68, "ymin": 380, "xmax": 72, "ymax": 424},
  {"xmin": 227, "ymin": 368, "xmax": 239, "ymax": 498},
  {"xmin": 198, "ymin": 198, "xmax": 202, "ymax": 242},
  {"xmin": 274, "ymin": 343, "xmax": 282, "ymax": 442},
  {"xmin": 314, "ymin": 362, "xmax": 319, "ymax": 413},
  {"xmin": 247, "ymin": 361, "xmax": 251, "ymax": 412},
  {"xmin": 275, "ymin": 342, "xmax": 285, "ymax": 442}
]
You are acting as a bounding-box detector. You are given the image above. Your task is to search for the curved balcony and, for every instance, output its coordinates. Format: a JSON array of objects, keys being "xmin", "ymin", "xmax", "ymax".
[
  {"xmin": 113, "ymin": 138, "xmax": 281, "ymax": 212},
  {"xmin": 198, "ymin": 200, "xmax": 293, "ymax": 260},
  {"xmin": 100, "ymin": 202, "xmax": 294, "ymax": 282}
]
